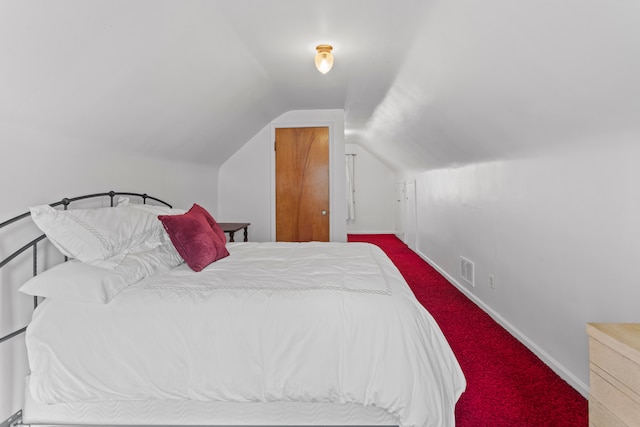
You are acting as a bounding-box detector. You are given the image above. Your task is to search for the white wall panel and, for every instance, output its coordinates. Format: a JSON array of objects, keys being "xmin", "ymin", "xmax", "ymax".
[
  {"xmin": 413, "ymin": 135, "xmax": 640, "ymax": 396},
  {"xmin": 217, "ymin": 127, "xmax": 272, "ymax": 242},
  {"xmin": 345, "ymin": 144, "xmax": 395, "ymax": 234}
]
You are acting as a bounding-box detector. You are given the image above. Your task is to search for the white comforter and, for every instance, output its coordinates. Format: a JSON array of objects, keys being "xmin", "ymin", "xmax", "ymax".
[{"xmin": 26, "ymin": 242, "xmax": 465, "ymax": 427}]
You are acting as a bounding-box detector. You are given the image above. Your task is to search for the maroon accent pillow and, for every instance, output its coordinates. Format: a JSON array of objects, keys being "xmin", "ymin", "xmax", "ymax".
[
  {"xmin": 158, "ymin": 208, "xmax": 226, "ymax": 272},
  {"xmin": 189, "ymin": 203, "xmax": 230, "ymax": 258}
]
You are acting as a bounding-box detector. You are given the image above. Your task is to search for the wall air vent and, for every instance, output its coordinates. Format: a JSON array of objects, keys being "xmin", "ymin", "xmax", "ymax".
[{"xmin": 460, "ymin": 256, "xmax": 475, "ymax": 287}]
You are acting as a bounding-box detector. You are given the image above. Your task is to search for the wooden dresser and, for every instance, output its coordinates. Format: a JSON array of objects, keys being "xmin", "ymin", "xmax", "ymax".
[{"xmin": 587, "ymin": 323, "xmax": 640, "ymax": 426}]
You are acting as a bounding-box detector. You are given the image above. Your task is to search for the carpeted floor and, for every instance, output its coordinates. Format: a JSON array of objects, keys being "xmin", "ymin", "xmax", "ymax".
[{"xmin": 348, "ymin": 234, "xmax": 588, "ymax": 427}]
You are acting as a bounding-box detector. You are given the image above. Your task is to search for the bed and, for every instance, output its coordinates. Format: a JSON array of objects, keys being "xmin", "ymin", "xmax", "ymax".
[{"xmin": 0, "ymin": 191, "xmax": 465, "ymax": 427}]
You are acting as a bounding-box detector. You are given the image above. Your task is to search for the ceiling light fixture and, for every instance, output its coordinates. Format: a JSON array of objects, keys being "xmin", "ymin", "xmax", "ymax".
[{"xmin": 315, "ymin": 44, "xmax": 334, "ymax": 74}]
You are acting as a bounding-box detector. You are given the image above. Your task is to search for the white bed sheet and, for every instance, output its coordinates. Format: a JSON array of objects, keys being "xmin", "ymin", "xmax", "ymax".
[
  {"xmin": 23, "ymin": 375, "xmax": 400, "ymax": 426},
  {"xmin": 25, "ymin": 242, "xmax": 465, "ymax": 427}
]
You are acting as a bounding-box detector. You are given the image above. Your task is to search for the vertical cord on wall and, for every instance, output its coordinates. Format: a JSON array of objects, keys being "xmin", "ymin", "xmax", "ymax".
[{"xmin": 346, "ymin": 154, "xmax": 356, "ymax": 221}]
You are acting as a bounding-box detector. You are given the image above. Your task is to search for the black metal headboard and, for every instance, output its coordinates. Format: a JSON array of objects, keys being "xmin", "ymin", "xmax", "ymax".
[{"xmin": 0, "ymin": 191, "xmax": 172, "ymax": 345}]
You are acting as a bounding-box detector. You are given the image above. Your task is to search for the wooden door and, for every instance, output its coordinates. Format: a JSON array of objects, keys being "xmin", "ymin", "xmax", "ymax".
[{"xmin": 275, "ymin": 127, "xmax": 329, "ymax": 242}]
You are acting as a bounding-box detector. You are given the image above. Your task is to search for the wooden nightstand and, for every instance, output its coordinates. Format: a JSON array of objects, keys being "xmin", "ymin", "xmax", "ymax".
[
  {"xmin": 587, "ymin": 323, "xmax": 640, "ymax": 426},
  {"xmin": 218, "ymin": 222, "xmax": 250, "ymax": 242}
]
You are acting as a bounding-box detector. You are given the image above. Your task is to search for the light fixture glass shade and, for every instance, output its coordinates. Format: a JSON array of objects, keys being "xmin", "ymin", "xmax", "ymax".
[{"xmin": 315, "ymin": 44, "xmax": 333, "ymax": 74}]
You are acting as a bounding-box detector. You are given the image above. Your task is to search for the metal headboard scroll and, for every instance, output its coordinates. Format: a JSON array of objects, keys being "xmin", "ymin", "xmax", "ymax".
[{"xmin": 0, "ymin": 191, "xmax": 172, "ymax": 345}]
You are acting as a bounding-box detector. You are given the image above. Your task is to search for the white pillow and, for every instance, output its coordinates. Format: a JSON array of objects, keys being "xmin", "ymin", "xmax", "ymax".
[
  {"xmin": 116, "ymin": 197, "xmax": 185, "ymax": 215},
  {"xmin": 19, "ymin": 243, "xmax": 183, "ymax": 304},
  {"xmin": 30, "ymin": 204, "xmax": 172, "ymax": 268},
  {"xmin": 126, "ymin": 202, "xmax": 186, "ymax": 216}
]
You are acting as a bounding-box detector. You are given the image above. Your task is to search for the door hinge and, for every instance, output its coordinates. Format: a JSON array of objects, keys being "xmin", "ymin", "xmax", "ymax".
[{"xmin": 273, "ymin": 140, "xmax": 276, "ymax": 151}]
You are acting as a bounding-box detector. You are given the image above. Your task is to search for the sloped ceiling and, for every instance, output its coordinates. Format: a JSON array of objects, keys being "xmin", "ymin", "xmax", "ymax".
[{"xmin": 2, "ymin": 0, "xmax": 639, "ymax": 171}]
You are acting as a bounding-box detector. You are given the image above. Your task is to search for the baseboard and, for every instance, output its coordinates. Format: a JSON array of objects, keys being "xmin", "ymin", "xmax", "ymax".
[
  {"xmin": 416, "ymin": 249, "xmax": 590, "ymax": 398},
  {"xmin": 347, "ymin": 230, "xmax": 397, "ymax": 235}
]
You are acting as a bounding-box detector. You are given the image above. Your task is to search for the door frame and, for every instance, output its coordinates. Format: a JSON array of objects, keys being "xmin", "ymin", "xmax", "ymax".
[
  {"xmin": 395, "ymin": 182, "xmax": 406, "ymax": 241},
  {"xmin": 270, "ymin": 121, "xmax": 336, "ymax": 241},
  {"xmin": 404, "ymin": 179, "xmax": 417, "ymax": 251}
]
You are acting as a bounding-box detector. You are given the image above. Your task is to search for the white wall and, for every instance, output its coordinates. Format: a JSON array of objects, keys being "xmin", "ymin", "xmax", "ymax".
[
  {"xmin": 218, "ymin": 110, "xmax": 346, "ymax": 243},
  {"xmin": 1, "ymin": 143, "xmax": 219, "ymax": 218},
  {"xmin": 345, "ymin": 144, "xmax": 395, "ymax": 234},
  {"xmin": 408, "ymin": 133, "xmax": 640, "ymax": 396},
  {"xmin": 0, "ymin": 141, "xmax": 219, "ymax": 420}
]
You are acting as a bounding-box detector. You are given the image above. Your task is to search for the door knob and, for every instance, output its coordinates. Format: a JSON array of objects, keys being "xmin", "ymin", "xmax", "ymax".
[{"xmin": 321, "ymin": 210, "xmax": 327, "ymax": 216}]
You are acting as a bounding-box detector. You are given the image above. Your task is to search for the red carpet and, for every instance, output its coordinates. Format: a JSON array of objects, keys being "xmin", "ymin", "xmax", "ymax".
[{"xmin": 348, "ymin": 234, "xmax": 588, "ymax": 427}]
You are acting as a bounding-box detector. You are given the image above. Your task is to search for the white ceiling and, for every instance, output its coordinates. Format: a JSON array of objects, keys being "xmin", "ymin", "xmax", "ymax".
[{"xmin": 2, "ymin": 0, "xmax": 639, "ymax": 172}]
